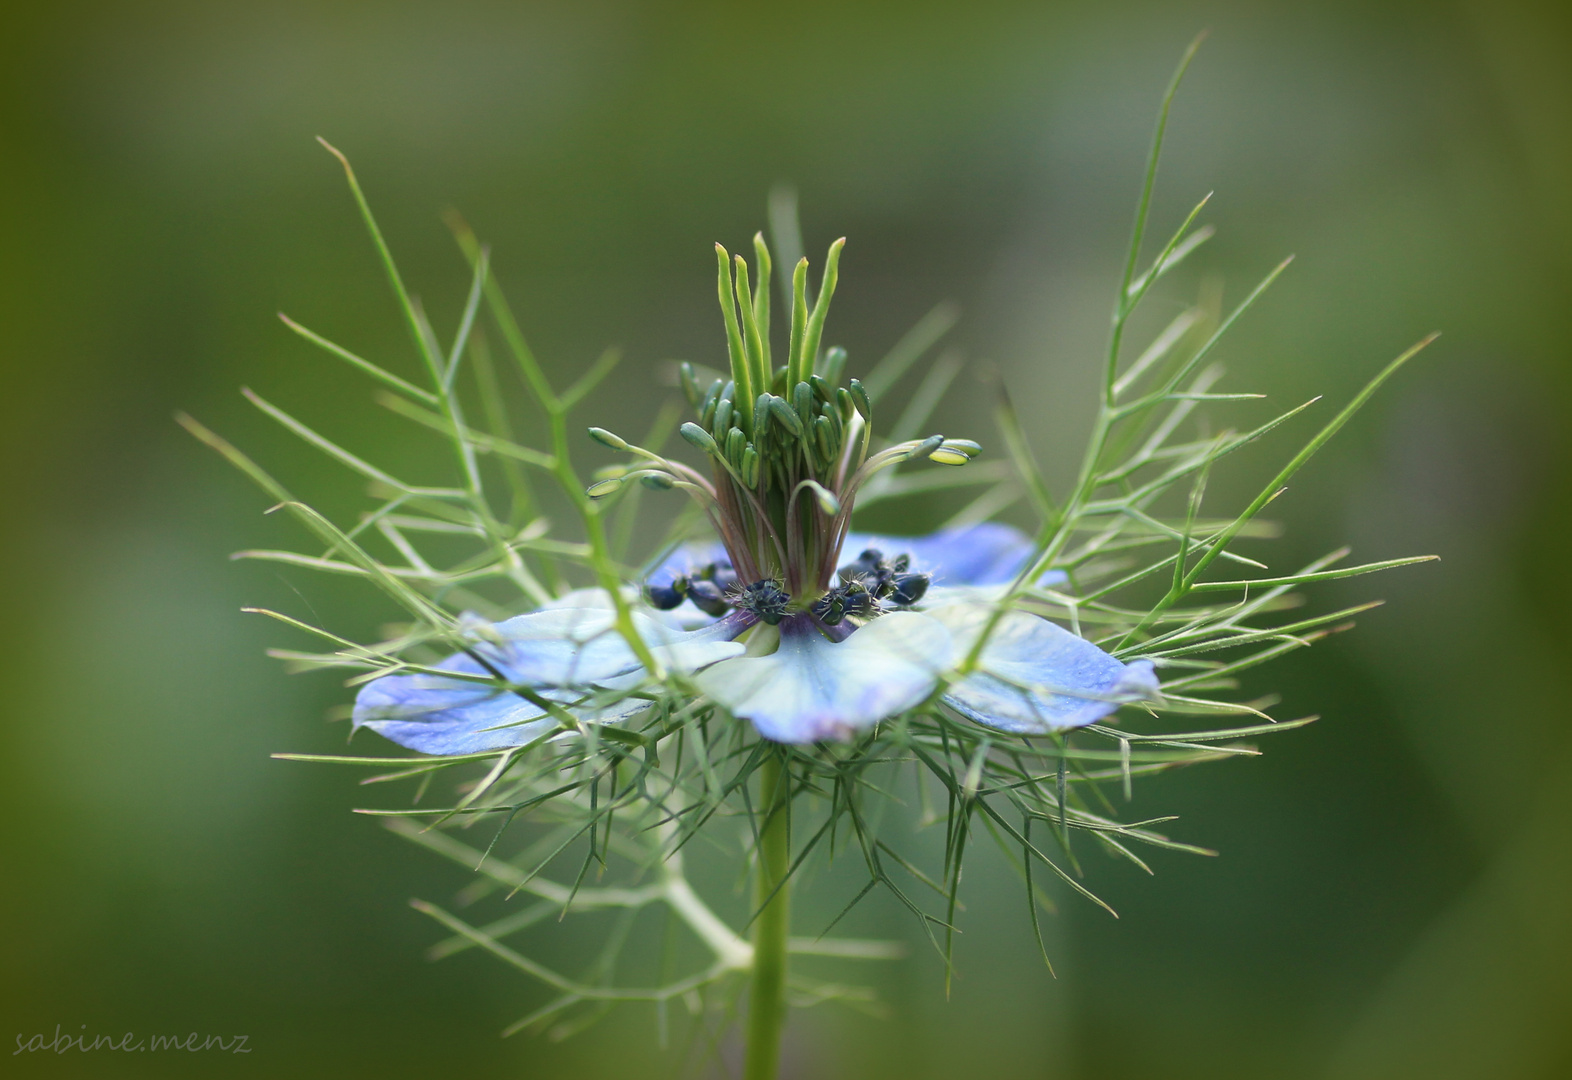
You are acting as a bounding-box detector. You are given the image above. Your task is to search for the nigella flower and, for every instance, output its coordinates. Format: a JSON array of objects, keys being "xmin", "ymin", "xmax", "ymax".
[{"xmin": 354, "ymin": 240, "xmax": 1159, "ymax": 753}]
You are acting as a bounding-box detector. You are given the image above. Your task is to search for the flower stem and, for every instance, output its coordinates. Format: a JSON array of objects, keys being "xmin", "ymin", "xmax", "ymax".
[{"xmin": 744, "ymin": 751, "xmax": 791, "ymax": 1080}]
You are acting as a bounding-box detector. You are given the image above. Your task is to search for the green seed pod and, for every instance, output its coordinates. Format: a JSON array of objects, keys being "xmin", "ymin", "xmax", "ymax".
[
  {"xmin": 848, "ymin": 379, "xmax": 871, "ymax": 420},
  {"xmin": 586, "ymin": 476, "xmax": 624, "ymax": 499},
  {"xmin": 908, "ymin": 434, "xmax": 946, "ymax": 461},
  {"xmin": 768, "ymin": 395, "xmax": 803, "ymax": 438},
  {"xmin": 726, "ymin": 426, "xmax": 746, "ymax": 465},
  {"xmin": 713, "ymin": 398, "xmax": 733, "ymax": 439},
  {"xmin": 680, "ymin": 422, "xmax": 719, "ymax": 456},
  {"xmin": 639, "ymin": 471, "xmax": 676, "ymax": 490},
  {"xmin": 822, "ymin": 399, "xmax": 844, "ymax": 443},
  {"xmin": 741, "ymin": 446, "xmax": 759, "ymax": 487},
  {"xmin": 942, "ymin": 438, "xmax": 983, "ymax": 458},
  {"xmin": 586, "ymin": 427, "xmax": 628, "ymax": 451},
  {"xmin": 808, "ymin": 373, "xmax": 832, "ymax": 402},
  {"xmin": 793, "ymin": 381, "xmax": 813, "ymax": 429},
  {"xmin": 813, "ymin": 415, "xmax": 835, "ymax": 462},
  {"xmin": 836, "ymin": 386, "xmax": 855, "ymax": 422}
]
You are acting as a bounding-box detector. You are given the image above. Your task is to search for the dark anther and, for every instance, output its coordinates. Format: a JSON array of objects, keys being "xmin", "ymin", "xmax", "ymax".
[
  {"xmin": 888, "ymin": 572, "xmax": 930, "ymax": 607},
  {"xmin": 835, "ymin": 548, "xmax": 919, "ymax": 602},
  {"xmin": 737, "ymin": 579, "xmax": 791, "ymax": 625},
  {"xmin": 846, "ymin": 585, "xmax": 878, "ymax": 617},
  {"xmin": 686, "ymin": 579, "xmax": 731, "ymax": 617},
  {"xmin": 813, "ymin": 590, "xmax": 846, "ymax": 626},
  {"xmin": 813, "ymin": 580, "xmax": 877, "ymax": 626},
  {"xmin": 645, "ymin": 557, "xmax": 737, "ymax": 613},
  {"xmin": 645, "ymin": 575, "xmax": 688, "ymax": 610}
]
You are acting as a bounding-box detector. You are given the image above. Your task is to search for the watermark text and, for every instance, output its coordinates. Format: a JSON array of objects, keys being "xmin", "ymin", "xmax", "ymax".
[{"xmin": 14, "ymin": 1025, "xmax": 251, "ymax": 1055}]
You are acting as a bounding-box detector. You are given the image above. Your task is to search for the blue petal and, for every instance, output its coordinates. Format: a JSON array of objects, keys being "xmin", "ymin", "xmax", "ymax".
[
  {"xmin": 696, "ymin": 612, "xmax": 952, "ymax": 743},
  {"xmin": 924, "ymin": 602, "xmax": 1160, "ymax": 734},
  {"xmin": 353, "ymin": 608, "xmax": 748, "ymax": 755},
  {"xmin": 845, "ymin": 523, "xmax": 1066, "ymax": 588},
  {"xmin": 354, "ymin": 683, "xmax": 646, "ymax": 756}
]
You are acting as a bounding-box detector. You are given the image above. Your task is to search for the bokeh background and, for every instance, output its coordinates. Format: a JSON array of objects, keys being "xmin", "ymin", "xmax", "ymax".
[{"xmin": 2, "ymin": 1, "xmax": 1568, "ymax": 1077}]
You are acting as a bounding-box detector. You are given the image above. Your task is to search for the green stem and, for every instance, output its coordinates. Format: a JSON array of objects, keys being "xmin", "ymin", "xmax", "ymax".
[{"xmin": 745, "ymin": 752, "xmax": 791, "ymax": 1080}]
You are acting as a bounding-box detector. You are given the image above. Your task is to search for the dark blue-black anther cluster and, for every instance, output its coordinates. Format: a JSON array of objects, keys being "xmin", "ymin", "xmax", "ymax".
[
  {"xmin": 813, "ymin": 548, "xmax": 931, "ymax": 625},
  {"xmin": 645, "ymin": 559, "xmax": 739, "ymax": 617},
  {"xmin": 736, "ymin": 579, "xmax": 791, "ymax": 625}
]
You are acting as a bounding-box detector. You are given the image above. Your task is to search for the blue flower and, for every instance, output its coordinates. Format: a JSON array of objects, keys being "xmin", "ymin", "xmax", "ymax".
[
  {"xmin": 354, "ymin": 523, "xmax": 1158, "ymax": 751},
  {"xmin": 354, "ymin": 241, "xmax": 1157, "ymax": 752}
]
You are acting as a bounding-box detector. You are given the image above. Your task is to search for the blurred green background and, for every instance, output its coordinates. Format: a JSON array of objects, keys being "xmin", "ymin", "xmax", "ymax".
[{"xmin": 2, "ymin": 1, "xmax": 1568, "ymax": 1077}]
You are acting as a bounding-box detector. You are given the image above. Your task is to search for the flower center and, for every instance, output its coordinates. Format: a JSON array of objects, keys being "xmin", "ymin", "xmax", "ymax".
[{"xmin": 589, "ymin": 234, "xmax": 981, "ymax": 625}]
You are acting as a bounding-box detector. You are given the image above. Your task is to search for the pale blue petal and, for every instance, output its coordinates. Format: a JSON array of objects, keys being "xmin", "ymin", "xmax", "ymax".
[
  {"xmin": 541, "ymin": 586, "xmax": 690, "ymax": 630},
  {"xmin": 480, "ymin": 607, "xmax": 747, "ymax": 684},
  {"xmin": 924, "ymin": 602, "xmax": 1160, "ymax": 734},
  {"xmin": 353, "ymin": 608, "xmax": 748, "ymax": 754},
  {"xmin": 354, "ymin": 683, "xmax": 647, "ymax": 756},
  {"xmin": 696, "ymin": 612, "xmax": 952, "ymax": 743},
  {"xmin": 845, "ymin": 523, "xmax": 1067, "ymax": 588}
]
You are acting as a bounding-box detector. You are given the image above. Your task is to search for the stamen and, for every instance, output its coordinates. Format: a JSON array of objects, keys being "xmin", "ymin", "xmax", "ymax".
[{"xmin": 736, "ymin": 579, "xmax": 791, "ymax": 625}]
